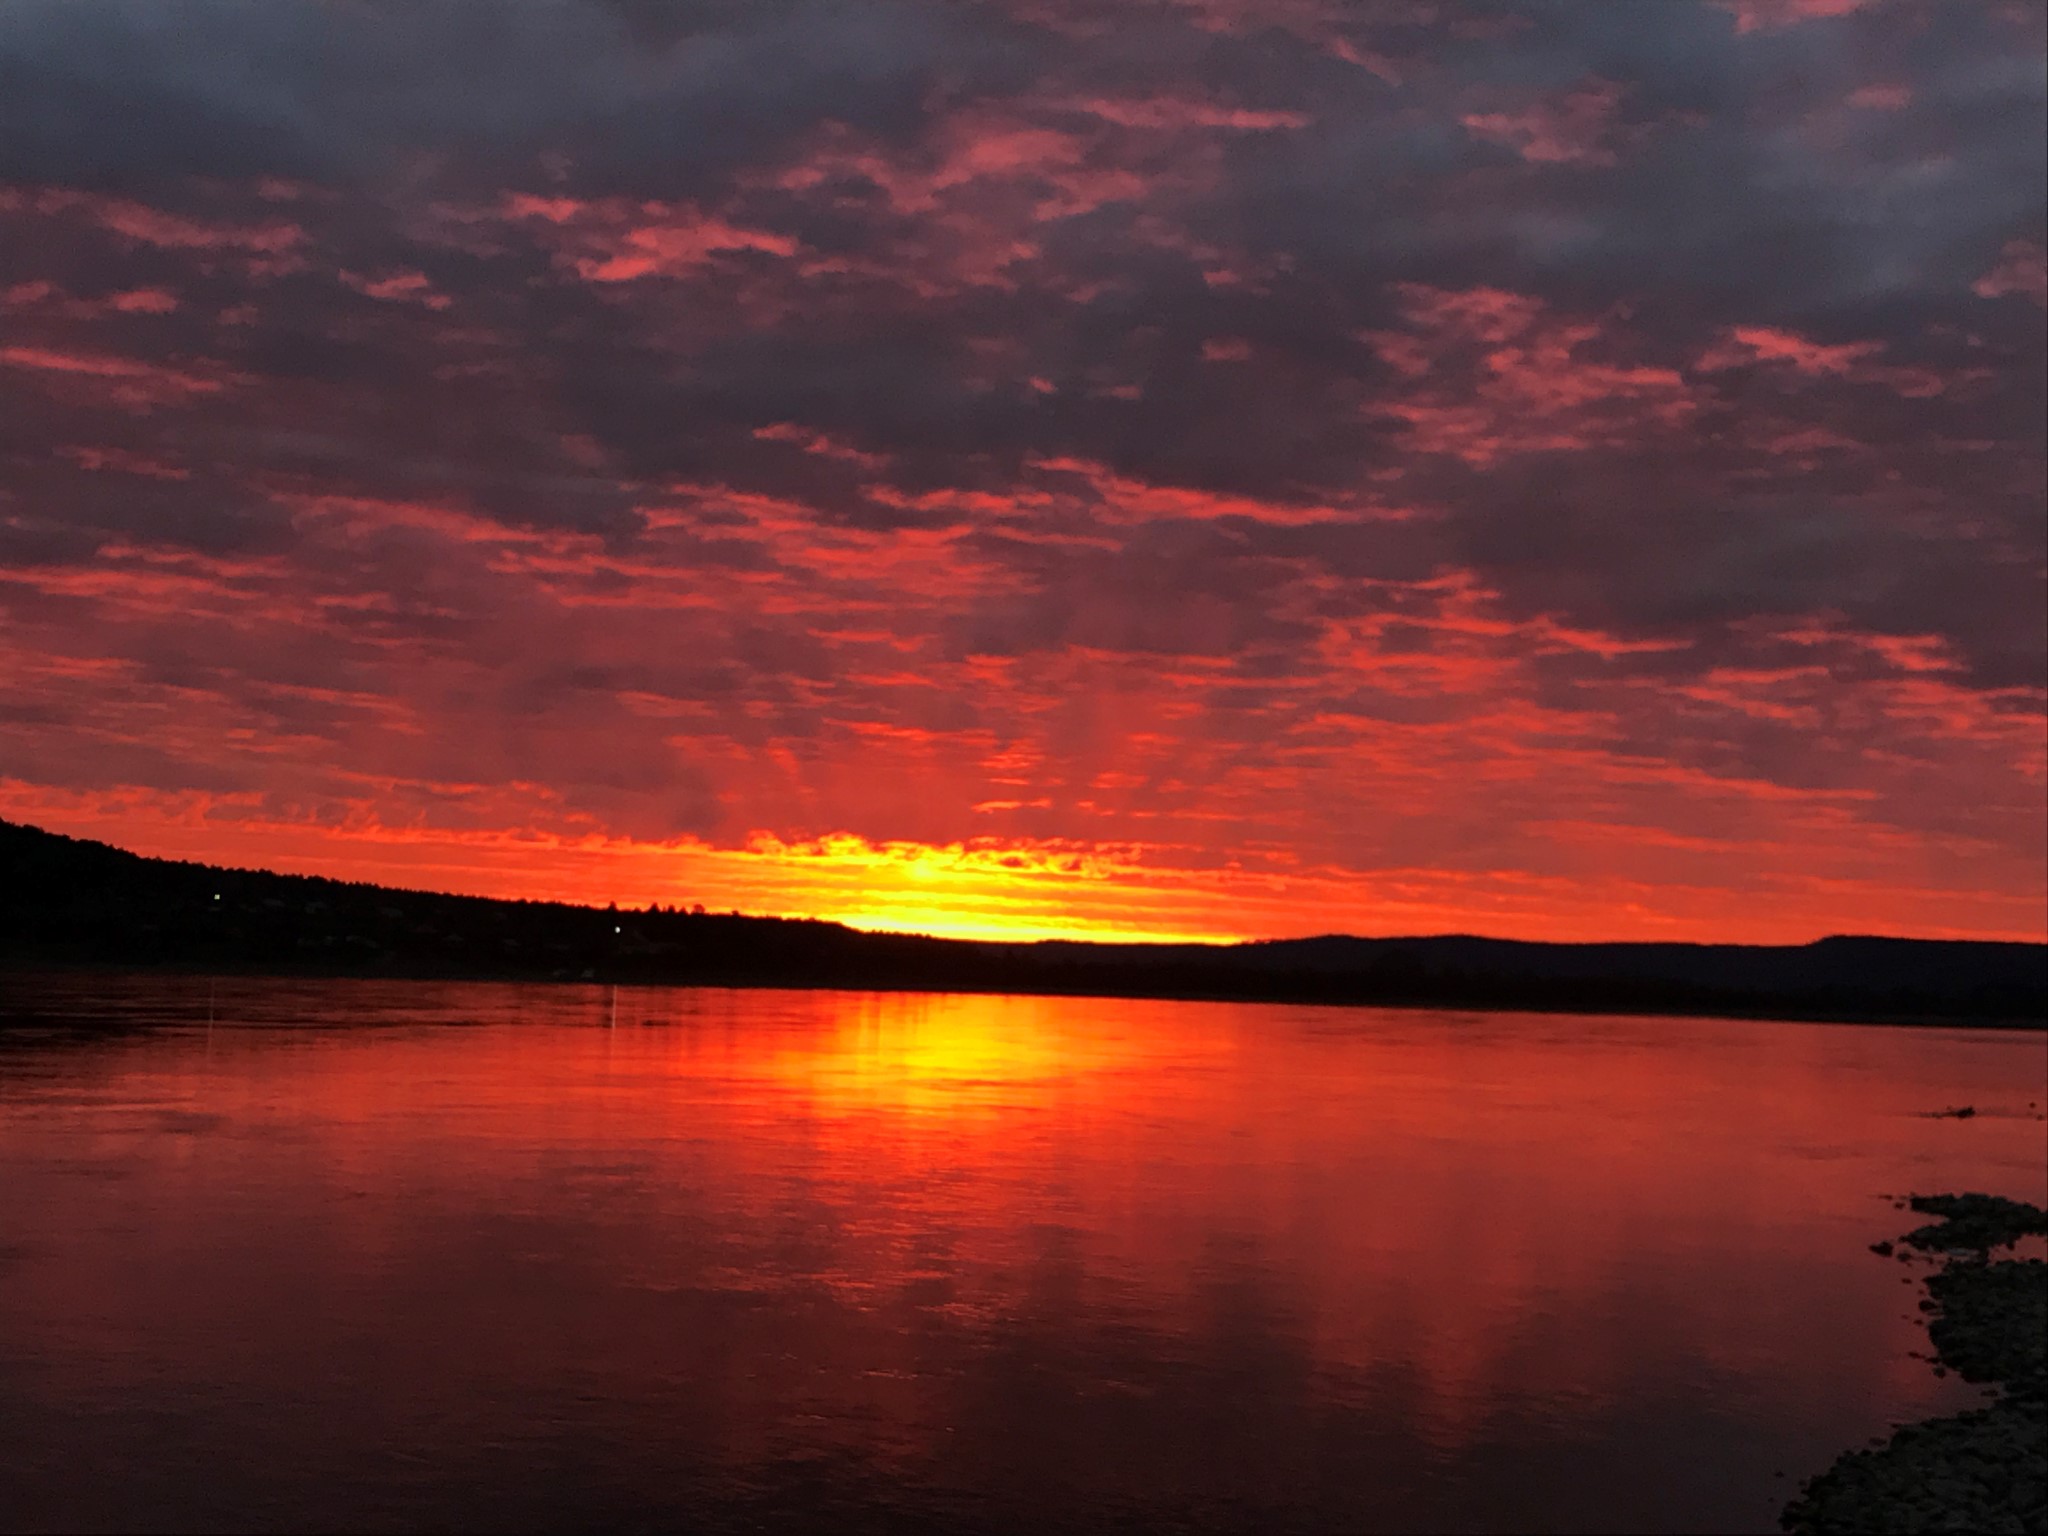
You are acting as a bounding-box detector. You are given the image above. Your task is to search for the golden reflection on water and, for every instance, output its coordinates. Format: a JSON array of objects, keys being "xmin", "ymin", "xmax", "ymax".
[
  {"xmin": 0, "ymin": 976, "xmax": 2043, "ymax": 1534},
  {"xmin": 756, "ymin": 990, "xmax": 1207, "ymax": 1117}
]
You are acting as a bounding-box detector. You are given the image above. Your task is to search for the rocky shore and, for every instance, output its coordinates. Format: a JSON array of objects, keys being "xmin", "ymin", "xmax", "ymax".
[{"xmin": 1782, "ymin": 1193, "xmax": 2048, "ymax": 1535}]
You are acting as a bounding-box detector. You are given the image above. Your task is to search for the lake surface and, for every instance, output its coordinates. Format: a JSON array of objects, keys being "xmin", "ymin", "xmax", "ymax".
[{"xmin": 1, "ymin": 973, "xmax": 2042, "ymax": 1534}]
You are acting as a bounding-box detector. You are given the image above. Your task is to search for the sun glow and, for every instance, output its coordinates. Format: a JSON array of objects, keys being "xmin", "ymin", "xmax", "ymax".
[
  {"xmin": 8, "ymin": 782, "xmax": 2045, "ymax": 946},
  {"xmin": 753, "ymin": 990, "xmax": 1203, "ymax": 1119},
  {"xmin": 726, "ymin": 831, "xmax": 1228, "ymax": 943}
]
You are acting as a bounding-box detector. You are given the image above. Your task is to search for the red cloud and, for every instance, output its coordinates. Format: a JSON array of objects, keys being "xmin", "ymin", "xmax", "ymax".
[
  {"xmin": 1716, "ymin": 0, "xmax": 1868, "ymax": 34},
  {"xmin": 499, "ymin": 193, "xmax": 798, "ymax": 282},
  {"xmin": 0, "ymin": 5, "xmax": 2039, "ymax": 949},
  {"xmin": 1461, "ymin": 80, "xmax": 1628, "ymax": 167},
  {"xmin": 1051, "ymin": 95, "xmax": 1310, "ymax": 132},
  {"xmin": 1845, "ymin": 83, "xmax": 1911, "ymax": 111},
  {"xmin": 1974, "ymin": 240, "xmax": 2047, "ymax": 306},
  {"xmin": 1364, "ymin": 286, "xmax": 1695, "ymax": 466},
  {"xmin": 0, "ymin": 345, "xmax": 240, "ymax": 409},
  {"xmin": 340, "ymin": 269, "xmax": 452, "ymax": 309},
  {"xmin": 32, "ymin": 189, "xmax": 306, "ymax": 253},
  {"xmin": 1698, "ymin": 326, "xmax": 1947, "ymax": 396}
]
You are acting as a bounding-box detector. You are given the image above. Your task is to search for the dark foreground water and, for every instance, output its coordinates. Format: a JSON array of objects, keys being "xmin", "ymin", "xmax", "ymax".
[{"xmin": 1, "ymin": 973, "xmax": 2042, "ymax": 1534}]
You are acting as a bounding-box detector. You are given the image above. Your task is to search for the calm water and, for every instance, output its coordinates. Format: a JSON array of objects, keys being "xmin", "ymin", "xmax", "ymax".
[{"xmin": 1, "ymin": 974, "xmax": 2043, "ymax": 1534}]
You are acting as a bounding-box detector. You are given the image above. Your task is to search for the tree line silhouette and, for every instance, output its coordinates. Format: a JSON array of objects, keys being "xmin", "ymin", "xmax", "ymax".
[{"xmin": 3, "ymin": 818, "xmax": 2041, "ymax": 1026}]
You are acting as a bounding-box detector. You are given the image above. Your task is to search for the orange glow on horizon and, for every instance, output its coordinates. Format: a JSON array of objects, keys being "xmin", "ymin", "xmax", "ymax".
[
  {"xmin": 7, "ymin": 782, "xmax": 2044, "ymax": 946},
  {"xmin": 3, "ymin": 9, "xmax": 2044, "ymax": 984}
]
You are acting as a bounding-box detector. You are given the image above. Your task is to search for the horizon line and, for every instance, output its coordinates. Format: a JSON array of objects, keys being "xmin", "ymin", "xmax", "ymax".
[{"xmin": 8, "ymin": 816, "xmax": 2040, "ymax": 954}]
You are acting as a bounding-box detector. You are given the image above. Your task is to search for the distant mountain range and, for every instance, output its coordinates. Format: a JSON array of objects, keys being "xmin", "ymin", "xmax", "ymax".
[{"xmin": 3, "ymin": 818, "xmax": 2042, "ymax": 1026}]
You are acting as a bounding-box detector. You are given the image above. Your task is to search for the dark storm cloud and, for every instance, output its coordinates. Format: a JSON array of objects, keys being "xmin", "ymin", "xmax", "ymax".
[
  {"xmin": 0, "ymin": 0, "xmax": 1042, "ymax": 195},
  {"xmin": 4, "ymin": 463, "xmax": 293, "ymax": 560},
  {"xmin": 1, "ymin": 0, "xmax": 2041, "ymax": 938}
]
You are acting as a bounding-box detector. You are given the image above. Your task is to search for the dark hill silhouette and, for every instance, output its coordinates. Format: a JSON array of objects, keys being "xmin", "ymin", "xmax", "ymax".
[{"xmin": 2, "ymin": 818, "xmax": 2041, "ymax": 1026}]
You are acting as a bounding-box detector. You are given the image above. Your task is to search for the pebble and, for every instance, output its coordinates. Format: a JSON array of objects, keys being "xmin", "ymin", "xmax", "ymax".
[{"xmin": 1781, "ymin": 1195, "xmax": 2048, "ymax": 1535}]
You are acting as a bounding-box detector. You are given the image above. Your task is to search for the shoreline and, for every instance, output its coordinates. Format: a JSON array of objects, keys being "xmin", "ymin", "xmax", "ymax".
[
  {"xmin": 8, "ymin": 819, "xmax": 2042, "ymax": 1033},
  {"xmin": 1783, "ymin": 1195, "xmax": 2048, "ymax": 1534},
  {"xmin": 4, "ymin": 955, "xmax": 2046, "ymax": 1034}
]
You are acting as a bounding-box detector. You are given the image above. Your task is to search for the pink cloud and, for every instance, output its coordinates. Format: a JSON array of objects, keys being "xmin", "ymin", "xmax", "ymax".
[
  {"xmin": 340, "ymin": 269, "xmax": 452, "ymax": 309},
  {"xmin": 1365, "ymin": 286, "xmax": 1695, "ymax": 466},
  {"xmin": 1053, "ymin": 95, "xmax": 1310, "ymax": 132},
  {"xmin": 113, "ymin": 287, "xmax": 180, "ymax": 313},
  {"xmin": 56, "ymin": 444, "xmax": 193, "ymax": 480},
  {"xmin": 753, "ymin": 109, "xmax": 1236, "ymax": 298},
  {"xmin": 1461, "ymin": 80, "xmax": 1628, "ymax": 167},
  {"xmin": 572, "ymin": 217, "xmax": 801, "ymax": 281},
  {"xmin": 751, "ymin": 423, "xmax": 891, "ymax": 470},
  {"xmin": 2, "ymin": 282, "xmax": 180, "ymax": 319},
  {"xmin": 1716, "ymin": 0, "xmax": 1869, "ymax": 35},
  {"xmin": 1973, "ymin": 240, "xmax": 2047, "ymax": 306},
  {"xmin": 1326, "ymin": 37, "xmax": 1404, "ymax": 85},
  {"xmin": 1705, "ymin": 326, "xmax": 1882, "ymax": 375},
  {"xmin": 1698, "ymin": 326, "xmax": 1947, "ymax": 397},
  {"xmin": 1845, "ymin": 82, "xmax": 1912, "ymax": 111},
  {"xmin": 1021, "ymin": 456, "xmax": 1367, "ymax": 526},
  {"xmin": 498, "ymin": 192, "xmax": 798, "ymax": 282},
  {"xmin": 0, "ymin": 345, "xmax": 239, "ymax": 409},
  {"xmin": 0, "ymin": 8, "xmax": 2040, "ymax": 949},
  {"xmin": 34, "ymin": 189, "xmax": 306, "ymax": 253}
]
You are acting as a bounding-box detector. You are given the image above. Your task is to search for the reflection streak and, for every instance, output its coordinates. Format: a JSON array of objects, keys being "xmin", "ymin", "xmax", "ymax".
[{"xmin": 0, "ymin": 977, "xmax": 2042, "ymax": 1533}]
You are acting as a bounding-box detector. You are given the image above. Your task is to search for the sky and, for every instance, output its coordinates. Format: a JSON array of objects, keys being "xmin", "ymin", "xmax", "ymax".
[{"xmin": 0, "ymin": 0, "xmax": 2043, "ymax": 944}]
